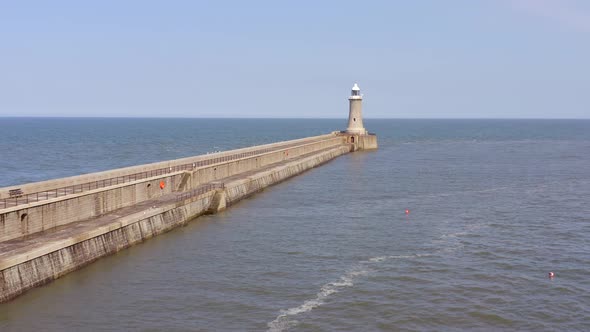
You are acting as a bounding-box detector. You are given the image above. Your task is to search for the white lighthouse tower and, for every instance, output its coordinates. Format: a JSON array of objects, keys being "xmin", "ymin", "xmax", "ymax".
[
  {"xmin": 346, "ymin": 83, "xmax": 367, "ymax": 135},
  {"xmin": 340, "ymin": 83, "xmax": 377, "ymax": 150}
]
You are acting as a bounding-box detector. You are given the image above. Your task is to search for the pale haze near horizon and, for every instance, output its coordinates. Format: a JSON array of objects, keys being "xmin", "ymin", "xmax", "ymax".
[{"xmin": 0, "ymin": 0, "xmax": 589, "ymax": 119}]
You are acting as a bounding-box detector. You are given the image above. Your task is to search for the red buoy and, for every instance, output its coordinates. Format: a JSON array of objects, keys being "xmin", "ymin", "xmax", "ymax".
[
  {"xmin": 548, "ymin": 272, "xmax": 555, "ymax": 278},
  {"xmin": 405, "ymin": 209, "xmax": 410, "ymax": 215}
]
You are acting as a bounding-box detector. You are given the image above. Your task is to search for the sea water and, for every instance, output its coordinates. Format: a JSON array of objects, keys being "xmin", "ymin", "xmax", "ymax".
[{"xmin": 0, "ymin": 118, "xmax": 589, "ymax": 331}]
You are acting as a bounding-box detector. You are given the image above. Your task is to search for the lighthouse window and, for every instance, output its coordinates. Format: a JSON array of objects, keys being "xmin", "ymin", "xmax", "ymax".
[{"xmin": 354, "ymin": 118, "xmax": 356, "ymax": 122}]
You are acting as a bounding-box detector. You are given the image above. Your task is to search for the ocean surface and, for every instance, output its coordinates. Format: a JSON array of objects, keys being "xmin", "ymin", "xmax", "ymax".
[{"xmin": 0, "ymin": 118, "xmax": 589, "ymax": 331}]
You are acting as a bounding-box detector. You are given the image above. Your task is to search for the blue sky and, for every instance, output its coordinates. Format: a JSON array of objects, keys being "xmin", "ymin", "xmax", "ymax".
[{"xmin": 0, "ymin": 0, "xmax": 589, "ymax": 118}]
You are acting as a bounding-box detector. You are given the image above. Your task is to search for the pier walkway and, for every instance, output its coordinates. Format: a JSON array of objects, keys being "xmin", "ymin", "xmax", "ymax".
[
  {"xmin": 0, "ymin": 137, "xmax": 329, "ymax": 210},
  {"xmin": 0, "ymin": 145, "xmax": 347, "ymax": 272}
]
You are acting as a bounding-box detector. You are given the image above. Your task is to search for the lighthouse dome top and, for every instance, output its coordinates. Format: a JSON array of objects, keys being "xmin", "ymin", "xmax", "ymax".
[{"xmin": 350, "ymin": 83, "xmax": 362, "ymax": 98}]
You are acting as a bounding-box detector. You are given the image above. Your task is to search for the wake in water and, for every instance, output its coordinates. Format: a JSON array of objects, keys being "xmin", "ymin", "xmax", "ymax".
[
  {"xmin": 266, "ymin": 225, "xmax": 472, "ymax": 332},
  {"xmin": 266, "ymin": 253, "xmax": 431, "ymax": 332},
  {"xmin": 266, "ymin": 266, "xmax": 368, "ymax": 332}
]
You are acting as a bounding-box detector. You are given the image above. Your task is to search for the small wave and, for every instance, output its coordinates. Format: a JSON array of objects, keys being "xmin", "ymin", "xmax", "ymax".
[
  {"xmin": 368, "ymin": 254, "xmax": 431, "ymax": 263},
  {"xmin": 438, "ymin": 244, "xmax": 464, "ymax": 253},
  {"xmin": 266, "ymin": 267, "xmax": 368, "ymax": 332},
  {"xmin": 368, "ymin": 256, "xmax": 387, "ymax": 263},
  {"xmin": 267, "ymin": 253, "xmax": 430, "ymax": 331},
  {"xmin": 441, "ymin": 232, "xmax": 468, "ymax": 238}
]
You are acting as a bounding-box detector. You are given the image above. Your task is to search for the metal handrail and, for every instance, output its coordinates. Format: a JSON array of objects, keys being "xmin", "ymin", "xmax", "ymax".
[
  {"xmin": 177, "ymin": 183, "xmax": 225, "ymax": 202},
  {"xmin": 1, "ymin": 137, "xmax": 343, "ymax": 209}
]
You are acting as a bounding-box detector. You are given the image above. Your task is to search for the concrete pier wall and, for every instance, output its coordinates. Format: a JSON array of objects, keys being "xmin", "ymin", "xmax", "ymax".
[
  {"xmin": 0, "ymin": 133, "xmax": 336, "ymax": 201},
  {"xmin": 0, "ymin": 135, "xmax": 346, "ymax": 242},
  {"xmin": 357, "ymin": 134, "xmax": 378, "ymax": 150},
  {"xmin": 0, "ymin": 174, "xmax": 183, "ymax": 242},
  {"xmin": 342, "ymin": 133, "xmax": 378, "ymax": 151},
  {"xmin": 0, "ymin": 142, "xmax": 352, "ymax": 303},
  {"xmin": 0, "ymin": 192, "xmax": 216, "ymax": 303},
  {"xmin": 225, "ymin": 145, "xmax": 350, "ymax": 204}
]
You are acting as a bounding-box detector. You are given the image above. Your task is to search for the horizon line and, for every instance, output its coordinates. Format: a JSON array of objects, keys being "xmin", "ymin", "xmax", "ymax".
[{"xmin": 1, "ymin": 116, "xmax": 590, "ymax": 120}]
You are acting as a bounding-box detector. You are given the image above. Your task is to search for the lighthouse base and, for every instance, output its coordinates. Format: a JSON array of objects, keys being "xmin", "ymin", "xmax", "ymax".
[{"xmin": 337, "ymin": 132, "xmax": 378, "ymax": 151}]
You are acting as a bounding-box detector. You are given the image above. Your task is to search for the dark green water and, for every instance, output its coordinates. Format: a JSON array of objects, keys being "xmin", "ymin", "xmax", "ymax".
[{"xmin": 0, "ymin": 118, "xmax": 589, "ymax": 331}]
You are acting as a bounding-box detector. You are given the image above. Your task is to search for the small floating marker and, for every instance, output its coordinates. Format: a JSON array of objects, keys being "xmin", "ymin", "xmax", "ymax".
[
  {"xmin": 405, "ymin": 209, "xmax": 410, "ymax": 215},
  {"xmin": 548, "ymin": 272, "xmax": 555, "ymax": 278}
]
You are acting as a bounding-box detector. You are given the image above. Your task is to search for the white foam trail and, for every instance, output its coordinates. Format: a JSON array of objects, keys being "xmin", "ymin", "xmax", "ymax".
[
  {"xmin": 266, "ymin": 268, "xmax": 367, "ymax": 332},
  {"xmin": 441, "ymin": 231, "xmax": 468, "ymax": 238},
  {"xmin": 368, "ymin": 256, "xmax": 387, "ymax": 262},
  {"xmin": 369, "ymin": 254, "xmax": 431, "ymax": 263},
  {"xmin": 266, "ymin": 253, "xmax": 430, "ymax": 332}
]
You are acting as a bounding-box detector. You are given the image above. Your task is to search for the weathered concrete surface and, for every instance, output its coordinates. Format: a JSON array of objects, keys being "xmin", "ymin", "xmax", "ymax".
[
  {"xmin": 357, "ymin": 134, "xmax": 378, "ymax": 150},
  {"xmin": 0, "ymin": 135, "xmax": 345, "ymax": 242},
  {"xmin": 0, "ymin": 136, "xmax": 358, "ymax": 303},
  {"xmin": 0, "ymin": 133, "xmax": 335, "ymax": 201},
  {"xmin": 340, "ymin": 133, "xmax": 378, "ymax": 151},
  {"xmin": 0, "ymin": 195, "xmax": 215, "ymax": 303}
]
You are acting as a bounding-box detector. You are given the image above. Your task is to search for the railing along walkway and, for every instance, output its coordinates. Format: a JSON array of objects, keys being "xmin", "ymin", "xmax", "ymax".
[
  {"xmin": 1, "ymin": 136, "xmax": 337, "ymax": 209},
  {"xmin": 0, "ymin": 182, "xmax": 224, "ymax": 258}
]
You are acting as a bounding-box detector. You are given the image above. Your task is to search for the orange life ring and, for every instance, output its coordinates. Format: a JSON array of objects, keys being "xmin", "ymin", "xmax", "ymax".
[{"xmin": 159, "ymin": 181, "xmax": 165, "ymax": 189}]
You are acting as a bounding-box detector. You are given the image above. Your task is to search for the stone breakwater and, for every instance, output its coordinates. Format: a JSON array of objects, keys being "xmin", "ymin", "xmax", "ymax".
[{"xmin": 0, "ymin": 132, "xmax": 376, "ymax": 303}]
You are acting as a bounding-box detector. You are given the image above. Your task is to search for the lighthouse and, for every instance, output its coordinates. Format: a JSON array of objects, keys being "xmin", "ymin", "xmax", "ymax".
[
  {"xmin": 339, "ymin": 83, "xmax": 378, "ymax": 151},
  {"xmin": 346, "ymin": 83, "xmax": 367, "ymax": 135}
]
